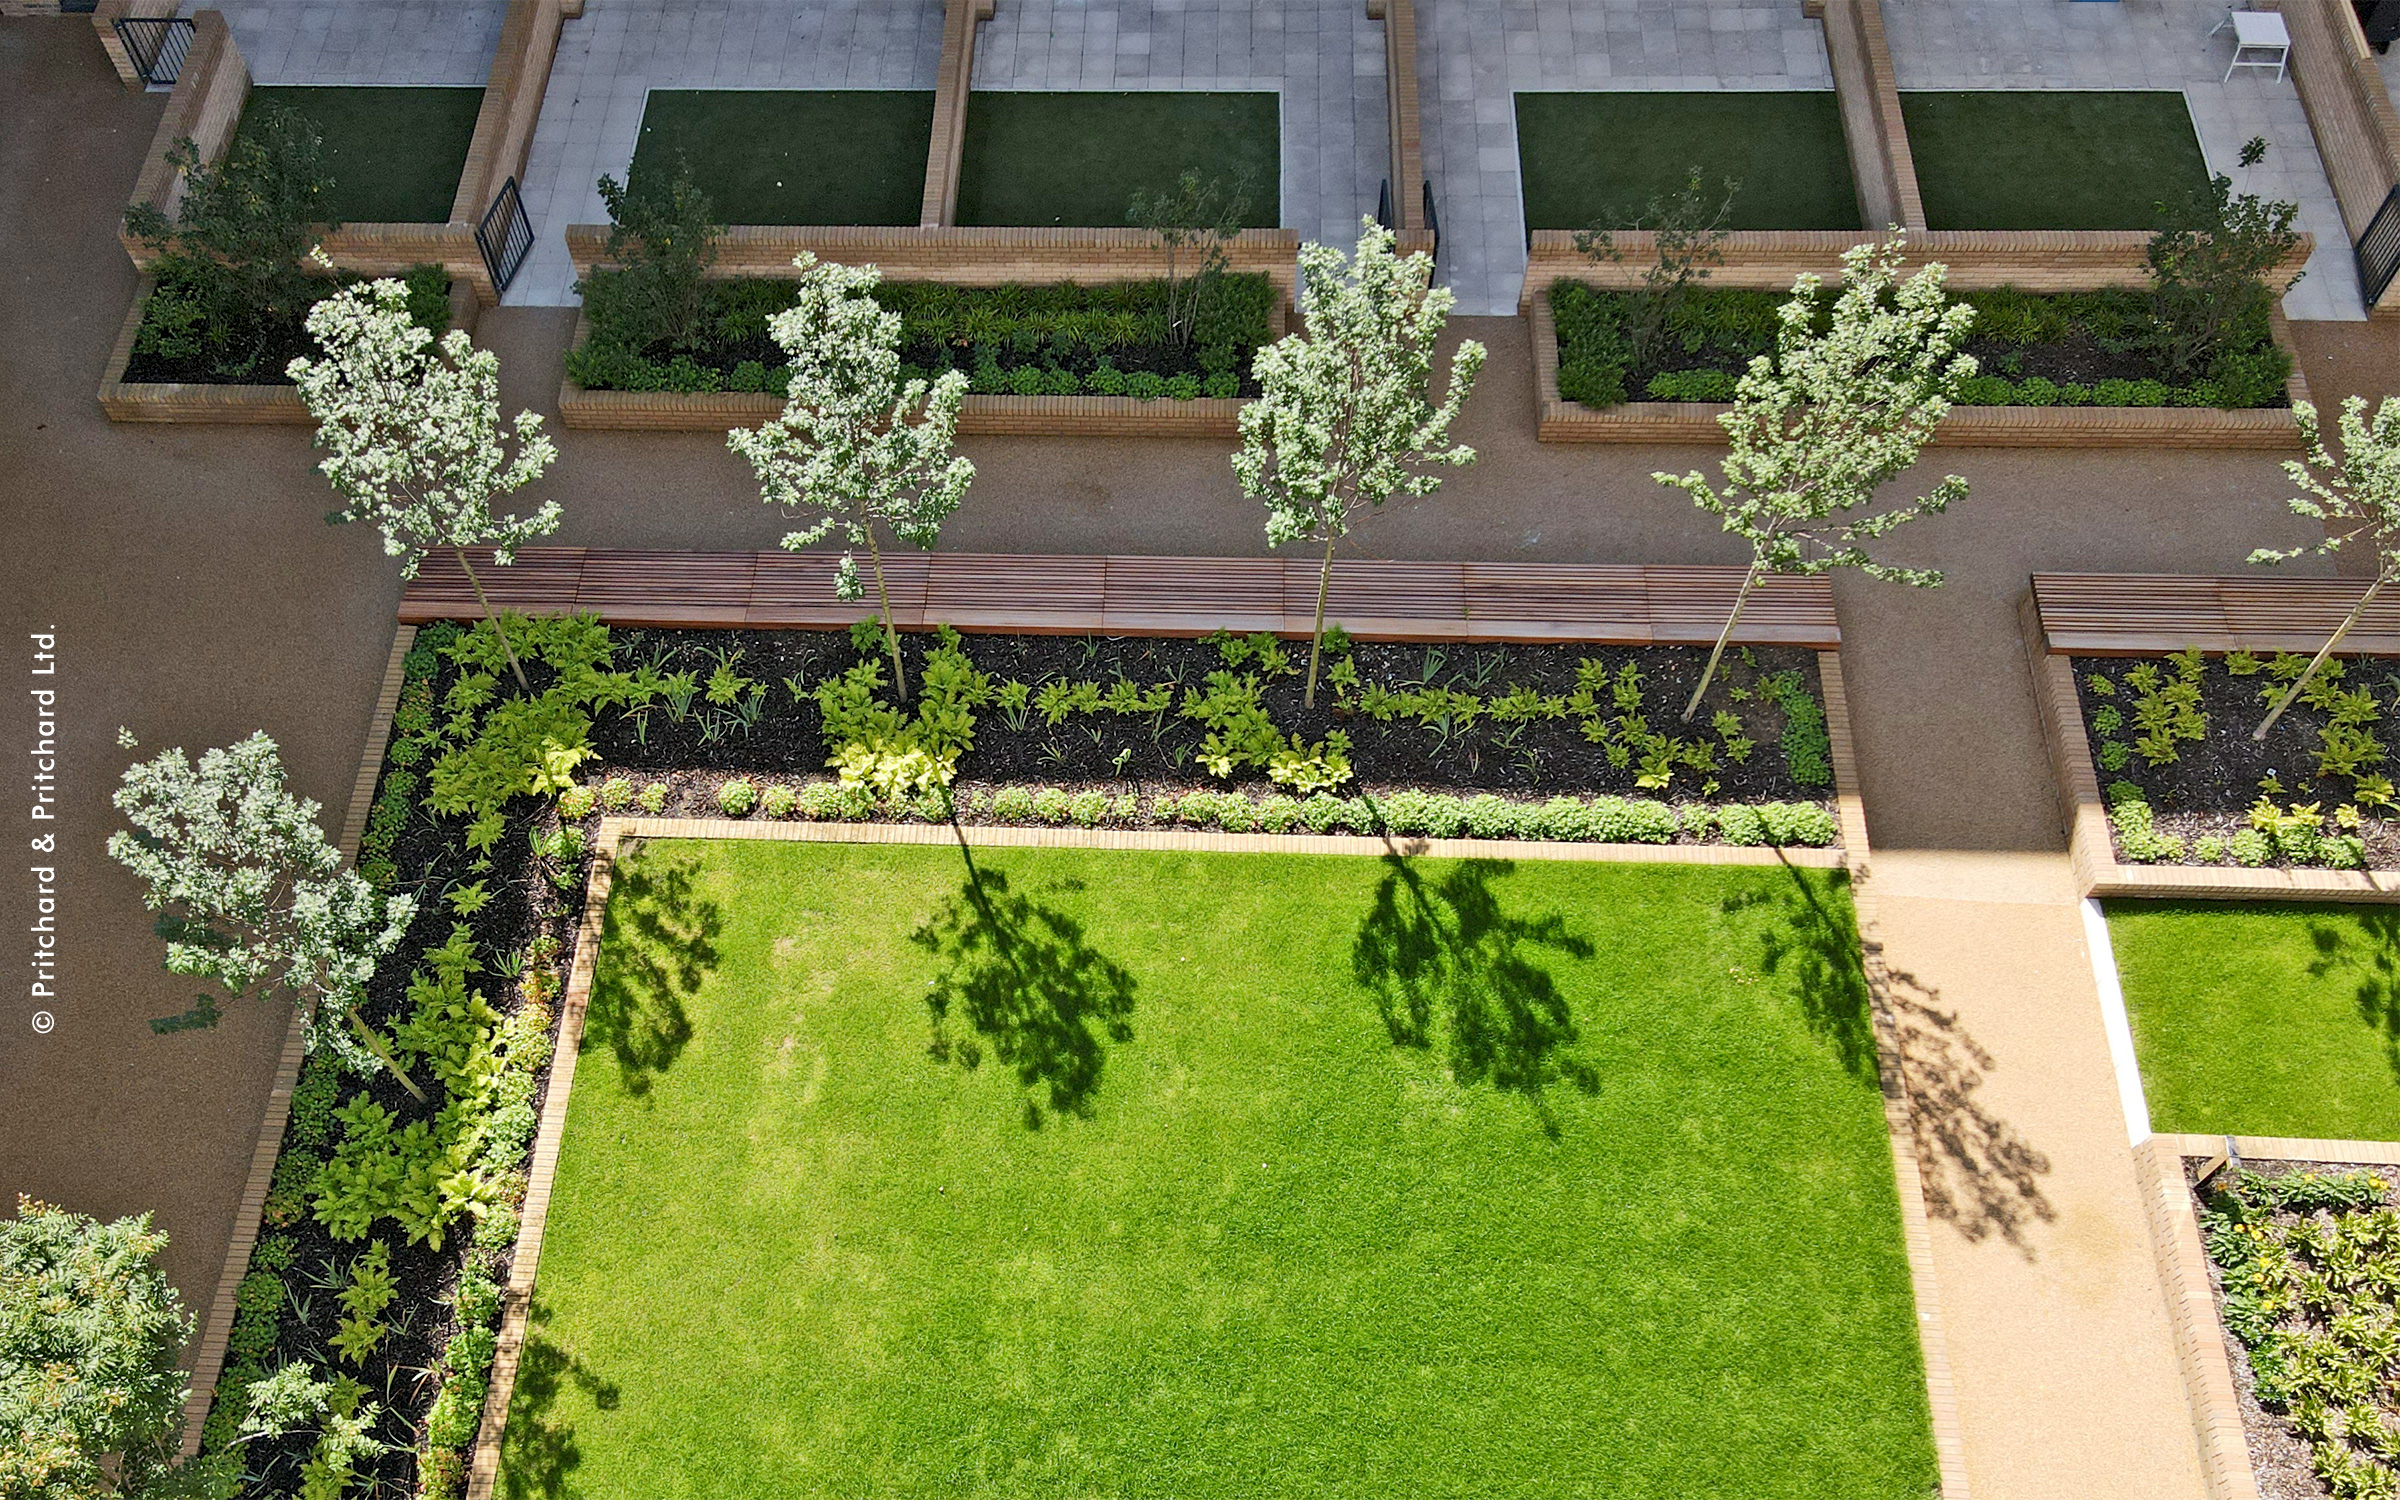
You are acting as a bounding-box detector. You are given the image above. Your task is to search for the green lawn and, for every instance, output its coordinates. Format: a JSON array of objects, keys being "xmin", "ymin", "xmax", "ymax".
[
  {"xmin": 500, "ymin": 840, "xmax": 1934, "ymax": 1500},
  {"xmin": 2109, "ymin": 901, "xmax": 2400, "ymax": 1140},
  {"xmin": 239, "ymin": 85, "xmax": 483, "ymax": 224},
  {"xmin": 1900, "ymin": 90, "xmax": 2211, "ymax": 230},
  {"xmin": 955, "ymin": 91, "xmax": 1280, "ymax": 229},
  {"xmin": 628, "ymin": 90, "xmax": 935, "ymax": 225},
  {"xmin": 1514, "ymin": 91, "xmax": 1861, "ymax": 232}
]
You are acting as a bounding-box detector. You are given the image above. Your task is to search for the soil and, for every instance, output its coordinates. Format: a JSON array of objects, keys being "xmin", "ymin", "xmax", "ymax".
[
  {"xmin": 2071, "ymin": 654, "xmax": 2400, "ymax": 868},
  {"xmin": 583, "ymin": 628, "xmax": 1830, "ymax": 804},
  {"xmin": 120, "ymin": 301, "xmax": 315, "ymax": 386},
  {"xmin": 2187, "ymin": 1158, "xmax": 2400, "ymax": 1500},
  {"xmin": 583, "ymin": 331, "xmax": 1263, "ymax": 396},
  {"xmin": 1624, "ymin": 329, "xmax": 2266, "ymax": 404}
]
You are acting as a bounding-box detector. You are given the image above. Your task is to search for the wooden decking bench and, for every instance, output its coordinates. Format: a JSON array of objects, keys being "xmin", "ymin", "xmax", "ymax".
[{"xmin": 399, "ymin": 548, "xmax": 1841, "ymax": 648}]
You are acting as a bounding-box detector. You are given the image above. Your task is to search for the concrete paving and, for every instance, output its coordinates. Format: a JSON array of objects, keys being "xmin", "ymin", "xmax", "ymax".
[{"xmin": 179, "ymin": 0, "xmax": 507, "ymax": 86}]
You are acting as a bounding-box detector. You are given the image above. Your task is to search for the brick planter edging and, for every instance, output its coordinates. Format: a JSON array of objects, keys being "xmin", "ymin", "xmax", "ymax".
[
  {"xmin": 177, "ymin": 626, "xmax": 417, "ymax": 1456},
  {"xmin": 1529, "ymin": 296, "xmax": 2311, "ymax": 451},
  {"xmin": 2019, "ymin": 596, "xmax": 2400, "ymax": 903}
]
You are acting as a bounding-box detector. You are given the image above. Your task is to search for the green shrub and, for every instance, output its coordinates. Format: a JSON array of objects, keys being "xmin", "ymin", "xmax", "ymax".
[
  {"xmin": 1644, "ymin": 369, "xmax": 1737, "ymax": 402},
  {"xmin": 716, "ymin": 778, "xmax": 758, "ymax": 817},
  {"xmin": 758, "ymin": 784, "xmax": 797, "ymax": 819}
]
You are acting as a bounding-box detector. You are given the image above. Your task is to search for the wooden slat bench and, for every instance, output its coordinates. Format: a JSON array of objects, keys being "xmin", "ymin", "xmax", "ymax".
[{"xmin": 400, "ymin": 548, "xmax": 1842, "ymax": 648}]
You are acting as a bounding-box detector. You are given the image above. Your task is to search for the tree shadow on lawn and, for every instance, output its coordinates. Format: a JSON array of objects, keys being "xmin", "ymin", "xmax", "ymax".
[
  {"xmin": 499, "ymin": 1304, "xmax": 619, "ymax": 1500},
  {"xmin": 1351, "ymin": 854, "xmax": 1599, "ymax": 1138},
  {"xmin": 2306, "ymin": 907, "xmax": 2400, "ymax": 1087},
  {"xmin": 1736, "ymin": 862, "xmax": 2056, "ymax": 1256},
  {"xmin": 913, "ymin": 844, "xmax": 1138, "ymax": 1129},
  {"xmin": 584, "ymin": 842, "xmax": 721, "ymax": 1098}
]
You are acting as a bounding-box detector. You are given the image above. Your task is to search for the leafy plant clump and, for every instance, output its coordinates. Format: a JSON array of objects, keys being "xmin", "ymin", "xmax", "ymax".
[
  {"xmin": 2081, "ymin": 648, "xmax": 2391, "ymax": 869},
  {"xmin": 2204, "ymin": 1166, "xmax": 2400, "ymax": 1500},
  {"xmin": 128, "ymin": 262, "xmax": 451, "ymax": 387},
  {"xmin": 1552, "ymin": 282, "xmax": 2289, "ymax": 411},
  {"xmin": 569, "ymin": 272, "xmax": 1276, "ymax": 400}
]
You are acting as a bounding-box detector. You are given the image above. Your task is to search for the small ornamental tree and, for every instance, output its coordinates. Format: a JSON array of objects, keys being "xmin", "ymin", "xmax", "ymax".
[
  {"xmin": 1658, "ymin": 234, "xmax": 1977, "ymax": 720},
  {"xmin": 1235, "ymin": 220, "xmax": 1488, "ymax": 706},
  {"xmin": 289, "ymin": 278, "xmax": 561, "ymax": 690},
  {"xmin": 107, "ymin": 731, "xmax": 416, "ymax": 1086},
  {"xmin": 1129, "ymin": 167, "xmax": 1254, "ymax": 350},
  {"xmin": 729, "ymin": 252, "xmax": 975, "ymax": 701},
  {"xmin": 1574, "ymin": 167, "xmax": 1739, "ymax": 367},
  {"xmin": 2250, "ymin": 396, "xmax": 2400, "ymax": 738},
  {"xmin": 0, "ymin": 1197, "xmax": 226, "ymax": 1500}
]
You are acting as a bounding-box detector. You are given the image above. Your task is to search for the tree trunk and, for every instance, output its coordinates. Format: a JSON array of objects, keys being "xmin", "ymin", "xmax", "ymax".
[
  {"xmin": 1681, "ymin": 559, "xmax": 1763, "ymax": 723},
  {"xmin": 2254, "ymin": 570, "xmax": 2393, "ymax": 739},
  {"xmin": 458, "ymin": 548, "xmax": 530, "ymax": 691},
  {"xmin": 347, "ymin": 1008, "xmax": 426, "ymax": 1102},
  {"xmin": 1304, "ymin": 531, "xmax": 1337, "ymax": 708},
  {"xmin": 867, "ymin": 530, "xmax": 908, "ymax": 701}
]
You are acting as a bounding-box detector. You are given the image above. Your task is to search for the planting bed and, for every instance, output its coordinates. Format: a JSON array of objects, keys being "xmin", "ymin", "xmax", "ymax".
[
  {"xmin": 627, "ymin": 89, "xmax": 936, "ymax": 226},
  {"xmin": 238, "ymin": 86, "xmax": 485, "ymax": 225},
  {"xmin": 2072, "ymin": 651, "xmax": 2400, "ymax": 871},
  {"xmin": 955, "ymin": 91, "xmax": 1282, "ymax": 229},
  {"xmin": 500, "ymin": 839, "xmax": 1935, "ymax": 1499},
  {"xmin": 1514, "ymin": 91, "xmax": 1860, "ymax": 233},
  {"xmin": 2194, "ymin": 1161, "xmax": 2400, "ymax": 1500},
  {"xmin": 120, "ymin": 264, "xmax": 454, "ymax": 386},
  {"xmin": 2109, "ymin": 901, "xmax": 2400, "ymax": 1141},
  {"xmin": 1551, "ymin": 283, "xmax": 2293, "ymax": 411},
  {"xmin": 566, "ymin": 273, "xmax": 1276, "ymax": 399},
  {"xmin": 1900, "ymin": 90, "xmax": 2211, "ymax": 232}
]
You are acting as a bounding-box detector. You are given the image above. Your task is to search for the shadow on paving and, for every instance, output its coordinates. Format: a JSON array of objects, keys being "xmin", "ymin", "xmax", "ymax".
[
  {"xmin": 1352, "ymin": 853, "xmax": 1598, "ymax": 1138},
  {"xmin": 915, "ymin": 846, "xmax": 1138, "ymax": 1129},
  {"xmin": 499, "ymin": 1302, "xmax": 619, "ymax": 1500},
  {"xmin": 1747, "ymin": 862, "xmax": 2057, "ymax": 1255},
  {"xmin": 2308, "ymin": 908, "xmax": 2400, "ymax": 1086},
  {"xmin": 585, "ymin": 844, "xmax": 721, "ymax": 1097}
]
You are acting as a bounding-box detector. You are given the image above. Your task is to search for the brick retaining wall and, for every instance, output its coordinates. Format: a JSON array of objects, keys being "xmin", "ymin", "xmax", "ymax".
[{"xmin": 1806, "ymin": 0, "xmax": 1925, "ymax": 231}]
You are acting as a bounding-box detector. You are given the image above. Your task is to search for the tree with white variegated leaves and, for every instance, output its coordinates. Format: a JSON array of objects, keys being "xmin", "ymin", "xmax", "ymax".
[
  {"xmin": 1235, "ymin": 220, "xmax": 1487, "ymax": 707},
  {"xmin": 107, "ymin": 730, "xmax": 417, "ymax": 1091},
  {"xmin": 289, "ymin": 277, "xmax": 560, "ymax": 691},
  {"xmin": 1657, "ymin": 232, "xmax": 1977, "ymax": 721},
  {"xmin": 2250, "ymin": 396, "xmax": 2400, "ymax": 739},
  {"xmin": 729, "ymin": 252, "xmax": 975, "ymax": 702}
]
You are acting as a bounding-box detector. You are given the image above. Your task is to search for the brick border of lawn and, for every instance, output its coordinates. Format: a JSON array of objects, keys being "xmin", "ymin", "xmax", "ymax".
[
  {"xmin": 2134, "ymin": 1133, "xmax": 2400, "ymax": 1500},
  {"xmin": 172, "ymin": 626, "xmax": 418, "ymax": 1455},
  {"xmin": 2019, "ymin": 588, "xmax": 2400, "ymax": 903},
  {"xmin": 459, "ymin": 648, "xmax": 1975, "ymax": 1500}
]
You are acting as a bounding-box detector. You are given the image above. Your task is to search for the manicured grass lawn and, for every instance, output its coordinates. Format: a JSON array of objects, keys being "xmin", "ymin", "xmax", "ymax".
[
  {"xmin": 2108, "ymin": 901, "xmax": 2400, "ymax": 1140},
  {"xmin": 240, "ymin": 85, "xmax": 483, "ymax": 224},
  {"xmin": 955, "ymin": 91, "xmax": 1280, "ymax": 229},
  {"xmin": 1514, "ymin": 91, "xmax": 1860, "ymax": 231},
  {"xmin": 628, "ymin": 90, "xmax": 935, "ymax": 225},
  {"xmin": 500, "ymin": 840, "xmax": 1934, "ymax": 1500},
  {"xmin": 1900, "ymin": 90, "xmax": 2211, "ymax": 230}
]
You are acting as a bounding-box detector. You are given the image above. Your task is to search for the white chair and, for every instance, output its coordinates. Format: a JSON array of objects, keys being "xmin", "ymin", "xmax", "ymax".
[{"xmin": 2210, "ymin": 7, "xmax": 2290, "ymax": 83}]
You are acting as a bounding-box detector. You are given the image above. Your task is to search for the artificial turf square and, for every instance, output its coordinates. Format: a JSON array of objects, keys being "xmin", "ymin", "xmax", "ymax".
[
  {"xmin": 1900, "ymin": 90, "xmax": 2213, "ymax": 230},
  {"xmin": 954, "ymin": 91, "xmax": 1281, "ymax": 229},
  {"xmin": 2108, "ymin": 900, "xmax": 2400, "ymax": 1141},
  {"xmin": 498, "ymin": 840, "xmax": 1935, "ymax": 1500},
  {"xmin": 1513, "ymin": 90, "xmax": 1862, "ymax": 232},
  {"xmin": 628, "ymin": 90, "xmax": 937, "ymax": 225},
  {"xmin": 238, "ymin": 85, "xmax": 483, "ymax": 224}
]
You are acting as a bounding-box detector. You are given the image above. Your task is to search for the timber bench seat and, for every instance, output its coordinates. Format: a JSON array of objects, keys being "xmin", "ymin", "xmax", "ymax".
[
  {"xmin": 2031, "ymin": 572, "xmax": 2400, "ymax": 657},
  {"xmin": 399, "ymin": 549, "xmax": 1841, "ymax": 647}
]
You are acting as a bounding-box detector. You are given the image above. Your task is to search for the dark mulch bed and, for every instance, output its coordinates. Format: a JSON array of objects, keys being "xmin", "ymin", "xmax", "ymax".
[
  {"xmin": 2071, "ymin": 654, "xmax": 2400, "ymax": 868},
  {"xmin": 1626, "ymin": 331, "xmax": 2173, "ymax": 401},
  {"xmin": 588, "ymin": 628, "xmax": 1829, "ymax": 804},
  {"xmin": 121, "ymin": 306, "xmax": 317, "ymax": 386},
  {"xmin": 597, "ymin": 331, "xmax": 1261, "ymax": 395},
  {"xmin": 2189, "ymin": 1158, "xmax": 2400, "ymax": 1500}
]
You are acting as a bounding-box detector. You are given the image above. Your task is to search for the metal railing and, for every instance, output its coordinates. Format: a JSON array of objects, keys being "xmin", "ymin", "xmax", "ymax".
[
  {"xmin": 475, "ymin": 175, "xmax": 534, "ymax": 297},
  {"xmin": 2358, "ymin": 184, "xmax": 2400, "ymax": 307},
  {"xmin": 1422, "ymin": 178, "xmax": 1440, "ymax": 264},
  {"xmin": 113, "ymin": 16, "xmax": 194, "ymax": 87},
  {"xmin": 1377, "ymin": 177, "xmax": 1395, "ymax": 233}
]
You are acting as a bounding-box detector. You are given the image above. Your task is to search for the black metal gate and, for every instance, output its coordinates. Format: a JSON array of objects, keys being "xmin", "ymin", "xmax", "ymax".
[
  {"xmin": 1377, "ymin": 177, "xmax": 1396, "ymax": 233},
  {"xmin": 475, "ymin": 176, "xmax": 534, "ymax": 298},
  {"xmin": 1422, "ymin": 178, "xmax": 1440, "ymax": 265},
  {"xmin": 2357, "ymin": 184, "xmax": 2400, "ymax": 307},
  {"xmin": 113, "ymin": 16, "xmax": 194, "ymax": 87}
]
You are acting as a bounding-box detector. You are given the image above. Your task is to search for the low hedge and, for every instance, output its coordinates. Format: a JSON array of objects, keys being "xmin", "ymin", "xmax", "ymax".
[
  {"xmin": 1552, "ymin": 282, "xmax": 2290, "ymax": 411},
  {"xmin": 568, "ymin": 273, "xmax": 1276, "ymax": 399},
  {"xmin": 127, "ymin": 263, "xmax": 451, "ymax": 385}
]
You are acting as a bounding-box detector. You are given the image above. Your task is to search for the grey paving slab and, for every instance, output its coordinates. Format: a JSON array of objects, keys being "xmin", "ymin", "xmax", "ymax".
[
  {"xmin": 1884, "ymin": 0, "xmax": 2361, "ymax": 320},
  {"xmin": 184, "ymin": 0, "xmax": 507, "ymax": 86},
  {"xmin": 1417, "ymin": 0, "xmax": 1834, "ymax": 316}
]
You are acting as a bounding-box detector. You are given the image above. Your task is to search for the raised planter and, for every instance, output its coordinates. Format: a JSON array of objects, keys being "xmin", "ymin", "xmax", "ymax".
[
  {"xmin": 1528, "ymin": 293, "xmax": 2313, "ymax": 449},
  {"xmin": 555, "ymin": 313, "xmax": 1251, "ymax": 436},
  {"xmin": 99, "ymin": 275, "xmax": 478, "ymax": 425}
]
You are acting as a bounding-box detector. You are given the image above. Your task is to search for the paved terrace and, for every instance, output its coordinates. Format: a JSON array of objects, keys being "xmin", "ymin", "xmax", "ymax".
[
  {"xmin": 17, "ymin": 16, "xmax": 2400, "ymax": 1499},
  {"xmin": 181, "ymin": 0, "xmax": 506, "ymax": 85}
]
